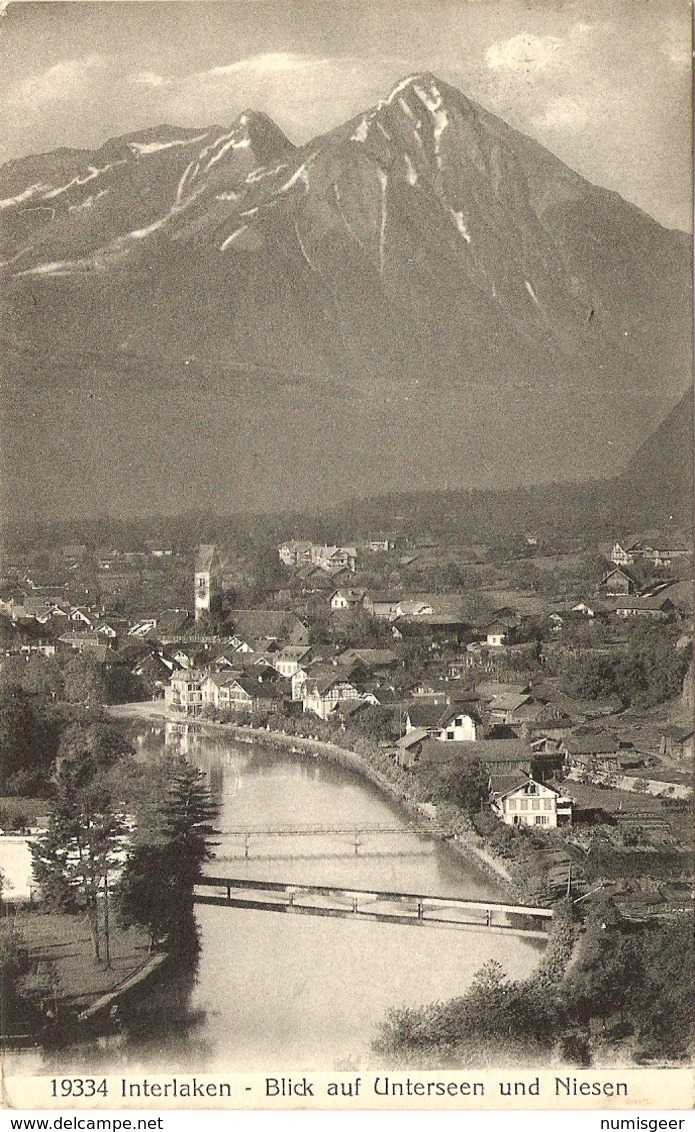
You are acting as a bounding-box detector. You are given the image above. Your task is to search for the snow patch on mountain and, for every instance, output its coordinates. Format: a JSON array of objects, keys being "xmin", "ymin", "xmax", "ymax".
[
  {"xmin": 0, "ymin": 183, "xmax": 50, "ymax": 209},
  {"xmin": 404, "ymin": 155, "xmax": 418, "ymax": 186},
  {"xmin": 68, "ymin": 189, "xmax": 111, "ymax": 212},
  {"xmin": 245, "ymin": 163, "xmax": 288, "ymax": 184},
  {"xmin": 17, "ymin": 260, "xmax": 78, "ymax": 276},
  {"xmin": 42, "ymin": 162, "xmax": 126, "ymax": 200},
  {"xmin": 386, "ymin": 75, "xmax": 421, "ymax": 104},
  {"xmin": 128, "ymin": 132, "xmax": 209, "ymax": 156},
  {"xmin": 277, "ymin": 157, "xmax": 314, "ymax": 194},
  {"xmin": 294, "ymin": 221, "xmax": 316, "ymax": 271},
  {"xmin": 376, "ymin": 169, "xmax": 388, "ymax": 274},
  {"xmin": 350, "ymin": 116, "xmax": 371, "ymax": 143},
  {"xmin": 451, "ymin": 210, "xmax": 471, "ymax": 243},
  {"xmin": 525, "ymin": 280, "xmax": 540, "ymax": 305},
  {"xmin": 413, "ymin": 82, "xmax": 449, "ymax": 163},
  {"xmin": 220, "ymin": 225, "xmax": 249, "ymax": 251}
]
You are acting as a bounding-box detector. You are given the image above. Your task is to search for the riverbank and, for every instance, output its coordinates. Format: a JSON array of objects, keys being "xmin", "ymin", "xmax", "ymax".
[{"xmin": 111, "ymin": 701, "xmax": 518, "ymax": 891}]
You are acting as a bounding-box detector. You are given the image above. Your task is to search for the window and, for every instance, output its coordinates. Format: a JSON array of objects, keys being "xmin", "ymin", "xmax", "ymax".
[
  {"xmin": 446, "ymin": 731, "xmax": 455, "ymax": 740},
  {"xmin": 520, "ymin": 800, "xmax": 528, "ymax": 810},
  {"xmin": 532, "ymin": 800, "xmax": 540, "ymax": 810},
  {"xmin": 535, "ymin": 815, "xmax": 549, "ymax": 825},
  {"xmin": 507, "ymin": 800, "xmax": 516, "ymax": 810},
  {"xmin": 544, "ymin": 799, "xmax": 553, "ymax": 811}
]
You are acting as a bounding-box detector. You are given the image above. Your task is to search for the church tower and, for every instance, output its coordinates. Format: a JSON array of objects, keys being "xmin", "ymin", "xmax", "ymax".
[{"xmin": 194, "ymin": 544, "xmax": 219, "ymax": 621}]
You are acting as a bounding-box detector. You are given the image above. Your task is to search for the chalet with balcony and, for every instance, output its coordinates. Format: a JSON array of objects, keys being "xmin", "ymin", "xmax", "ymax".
[{"xmin": 489, "ymin": 776, "xmax": 573, "ymax": 828}]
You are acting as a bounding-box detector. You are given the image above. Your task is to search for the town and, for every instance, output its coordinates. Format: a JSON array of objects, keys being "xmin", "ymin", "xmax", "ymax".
[
  {"xmin": 2, "ymin": 525, "xmax": 692, "ymax": 882},
  {"xmin": 0, "ymin": 517, "xmax": 692, "ymax": 1063}
]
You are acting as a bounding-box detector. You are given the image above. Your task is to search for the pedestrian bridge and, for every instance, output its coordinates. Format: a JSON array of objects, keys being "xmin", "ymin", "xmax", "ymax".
[
  {"xmin": 216, "ymin": 824, "xmax": 449, "ymax": 860},
  {"xmin": 194, "ymin": 875, "xmax": 553, "ymax": 938}
]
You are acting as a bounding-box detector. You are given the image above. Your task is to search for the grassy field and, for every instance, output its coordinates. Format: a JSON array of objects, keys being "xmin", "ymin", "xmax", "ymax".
[{"xmin": 11, "ymin": 908, "xmax": 152, "ymax": 1016}]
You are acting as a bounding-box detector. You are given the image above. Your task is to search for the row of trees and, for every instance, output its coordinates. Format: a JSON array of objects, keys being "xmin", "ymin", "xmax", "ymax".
[{"xmin": 0, "ymin": 653, "xmax": 146, "ymax": 708}]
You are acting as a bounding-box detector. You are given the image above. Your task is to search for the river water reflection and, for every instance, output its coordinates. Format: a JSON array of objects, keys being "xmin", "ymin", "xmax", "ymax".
[{"xmin": 14, "ymin": 722, "xmax": 545, "ymax": 1073}]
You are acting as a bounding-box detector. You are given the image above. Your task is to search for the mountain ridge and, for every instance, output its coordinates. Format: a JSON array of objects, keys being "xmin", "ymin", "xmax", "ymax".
[{"xmin": 0, "ymin": 72, "xmax": 691, "ymax": 519}]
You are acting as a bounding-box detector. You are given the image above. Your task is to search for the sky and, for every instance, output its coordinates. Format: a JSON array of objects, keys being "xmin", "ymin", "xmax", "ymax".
[{"xmin": 0, "ymin": 0, "xmax": 692, "ymax": 229}]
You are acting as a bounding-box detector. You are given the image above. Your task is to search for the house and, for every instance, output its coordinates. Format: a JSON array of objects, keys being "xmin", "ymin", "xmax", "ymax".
[
  {"xmin": 311, "ymin": 545, "xmax": 358, "ymax": 572},
  {"xmin": 484, "ymin": 620, "xmax": 509, "ymax": 648},
  {"xmin": 404, "ymin": 702, "xmax": 479, "ymax": 742},
  {"xmin": 415, "ymin": 738, "xmax": 535, "ymax": 774},
  {"xmin": 202, "ymin": 672, "xmax": 290, "ymax": 713},
  {"xmin": 165, "ymin": 669, "xmax": 206, "ymax": 714},
  {"xmin": 367, "ymin": 536, "xmax": 395, "ymax": 552},
  {"xmin": 278, "ymin": 541, "xmax": 313, "ymax": 567},
  {"xmin": 600, "ymin": 566, "xmax": 637, "ymax": 595},
  {"xmin": 640, "ymin": 542, "xmax": 691, "ymax": 569},
  {"xmin": 148, "ymin": 609, "xmax": 194, "ymax": 642},
  {"xmin": 613, "ymin": 595, "xmax": 675, "ymax": 620},
  {"xmin": 611, "ymin": 538, "xmax": 691, "ymax": 569},
  {"xmin": 271, "ymin": 645, "xmax": 312, "ymax": 678},
  {"xmin": 489, "ymin": 776, "xmax": 573, "ymax": 828},
  {"xmin": 659, "ymin": 726, "xmax": 694, "ymax": 763},
  {"xmin": 610, "ymin": 540, "xmax": 642, "ymax": 566},
  {"xmin": 133, "ymin": 652, "xmax": 177, "ymax": 695},
  {"xmin": 329, "ymin": 698, "xmax": 372, "ymax": 723},
  {"xmin": 68, "ymin": 607, "xmax": 94, "ymax": 628},
  {"xmin": 476, "ymin": 681, "xmax": 531, "ymax": 700},
  {"xmin": 303, "ymin": 674, "xmax": 369, "ymax": 720},
  {"xmin": 57, "ymin": 632, "xmax": 111, "ymax": 657},
  {"xmin": 394, "ymin": 728, "xmax": 433, "ymax": 767},
  {"xmin": 560, "ymin": 731, "xmax": 623, "ymax": 778},
  {"xmin": 128, "ymin": 619, "xmax": 158, "ymax": 638},
  {"xmin": 230, "ymin": 610, "xmax": 309, "ymax": 648},
  {"xmin": 393, "ymin": 599, "xmax": 434, "ymax": 618},
  {"xmin": 330, "ymin": 588, "xmax": 366, "ymax": 612},
  {"xmin": 363, "ymin": 594, "xmax": 400, "ymax": 619},
  {"xmin": 337, "ymin": 648, "xmax": 399, "ymax": 675},
  {"xmin": 485, "ymin": 693, "xmax": 534, "ymax": 724},
  {"xmin": 392, "ymin": 614, "xmax": 470, "ymax": 645},
  {"xmin": 647, "ymin": 579, "xmax": 694, "ymax": 615}
]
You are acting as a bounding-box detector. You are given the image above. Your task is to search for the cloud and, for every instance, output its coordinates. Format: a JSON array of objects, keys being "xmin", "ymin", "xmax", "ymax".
[
  {"xmin": 485, "ymin": 33, "xmax": 562, "ymax": 73},
  {"xmin": 201, "ymin": 51, "xmax": 321, "ymax": 80},
  {"xmin": 165, "ymin": 52, "xmax": 386, "ymax": 141},
  {"xmin": 532, "ymin": 96, "xmax": 588, "ymax": 134},
  {"xmin": 129, "ymin": 70, "xmax": 173, "ymax": 88},
  {"xmin": 13, "ymin": 53, "xmax": 105, "ymax": 105}
]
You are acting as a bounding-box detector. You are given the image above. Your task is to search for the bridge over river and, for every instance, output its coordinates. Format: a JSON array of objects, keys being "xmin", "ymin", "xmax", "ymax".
[
  {"xmin": 194, "ymin": 875, "xmax": 553, "ymax": 938},
  {"xmin": 215, "ymin": 824, "xmax": 450, "ymax": 859}
]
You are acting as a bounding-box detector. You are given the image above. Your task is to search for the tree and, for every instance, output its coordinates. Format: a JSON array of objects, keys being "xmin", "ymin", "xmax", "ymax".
[
  {"xmin": 62, "ymin": 655, "xmax": 105, "ymax": 704},
  {"xmin": 418, "ymin": 758, "xmax": 489, "ymax": 814},
  {"xmin": 0, "ymin": 685, "xmax": 57, "ymax": 796},
  {"xmin": 117, "ymin": 764, "xmax": 218, "ymax": 951},
  {"xmin": 31, "ymin": 764, "xmax": 127, "ymax": 963}
]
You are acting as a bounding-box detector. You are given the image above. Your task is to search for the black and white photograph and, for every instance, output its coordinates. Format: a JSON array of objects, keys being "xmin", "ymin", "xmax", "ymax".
[{"xmin": 0, "ymin": 0, "xmax": 693, "ymax": 1109}]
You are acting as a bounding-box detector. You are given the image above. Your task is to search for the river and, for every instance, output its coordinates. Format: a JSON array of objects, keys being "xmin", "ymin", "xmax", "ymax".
[{"xmin": 10, "ymin": 720, "xmax": 544, "ymax": 1073}]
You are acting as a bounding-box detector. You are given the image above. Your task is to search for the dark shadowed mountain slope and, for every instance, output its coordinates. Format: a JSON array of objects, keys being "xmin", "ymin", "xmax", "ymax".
[
  {"xmin": 0, "ymin": 74, "xmax": 691, "ymax": 519},
  {"xmin": 615, "ymin": 384, "xmax": 694, "ymax": 522}
]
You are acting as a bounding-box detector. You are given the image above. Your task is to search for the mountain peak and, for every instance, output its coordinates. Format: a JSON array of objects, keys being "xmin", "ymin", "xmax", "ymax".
[{"xmin": 233, "ymin": 110, "xmax": 295, "ymax": 156}]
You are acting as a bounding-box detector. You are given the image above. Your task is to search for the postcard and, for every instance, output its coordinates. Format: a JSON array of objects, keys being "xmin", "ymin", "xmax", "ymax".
[{"xmin": 0, "ymin": 0, "xmax": 692, "ymax": 1113}]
